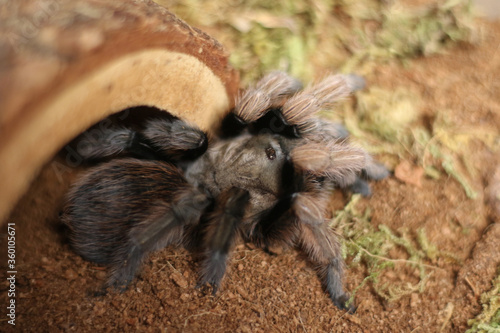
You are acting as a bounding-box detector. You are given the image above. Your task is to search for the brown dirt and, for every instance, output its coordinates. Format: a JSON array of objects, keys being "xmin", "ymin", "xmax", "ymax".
[{"xmin": 1, "ymin": 18, "xmax": 500, "ymax": 333}]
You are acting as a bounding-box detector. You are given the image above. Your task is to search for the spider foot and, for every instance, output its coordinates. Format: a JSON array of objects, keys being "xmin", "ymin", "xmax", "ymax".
[
  {"xmin": 89, "ymin": 287, "xmax": 108, "ymax": 297},
  {"xmin": 263, "ymin": 246, "xmax": 278, "ymax": 256},
  {"xmin": 195, "ymin": 281, "xmax": 219, "ymax": 296},
  {"xmin": 349, "ymin": 178, "xmax": 372, "ymax": 197},
  {"xmin": 332, "ymin": 293, "xmax": 357, "ymax": 314},
  {"xmin": 108, "ymin": 275, "xmax": 134, "ymax": 293}
]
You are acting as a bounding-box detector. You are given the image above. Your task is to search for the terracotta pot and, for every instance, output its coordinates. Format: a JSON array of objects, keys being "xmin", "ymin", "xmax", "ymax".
[{"xmin": 0, "ymin": 0, "xmax": 239, "ymax": 223}]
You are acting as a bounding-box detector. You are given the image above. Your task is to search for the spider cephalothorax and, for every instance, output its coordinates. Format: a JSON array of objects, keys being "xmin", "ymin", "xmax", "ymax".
[{"xmin": 62, "ymin": 71, "xmax": 388, "ymax": 312}]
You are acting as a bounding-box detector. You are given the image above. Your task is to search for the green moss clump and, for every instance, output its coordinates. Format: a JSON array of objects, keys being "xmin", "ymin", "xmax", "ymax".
[
  {"xmin": 466, "ymin": 267, "xmax": 500, "ymax": 333},
  {"xmin": 331, "ymin": 195, "xmax": 443, "ymax": 304}
]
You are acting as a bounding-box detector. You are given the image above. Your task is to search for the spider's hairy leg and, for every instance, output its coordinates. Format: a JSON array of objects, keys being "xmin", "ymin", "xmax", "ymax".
[
  {"xmin": 249, "ymin": 157, "xmax": 299, "ymax": 251},
  {"xmin": 298, "ymin": 222, "xmax": 356, "ymax": 313},
  {"xmin": 252, "ymin": 71, "xmax": 303, "ymax": 107},
  {"xmin": 109, "ymin": 186, "xmax": 210, "ymax": 290},
  {"xmin": 221, "ymin": 71, "xmax": 302, "ymax": 137},
  {"xmin": 280, "ymin": 74, "xmax": 358, "ymax": 134},
  {"xmin": 291, "ymin": 142, "xmax": 366, "ymax": 187},
  {"xmin": 343, "ymin": 73, "xmax": 366, "ymax": 92},
  {"xmin": 235, "ymin": 71, "xmax": 303, "ymax": 122},
  {"xmin": 292, "ymin": 141, "xmax": 389, "ymax": 196},
  {"xmin": 75, "ymin": 118, "xmax": 207, "ymax": 162},
  {"xmin": 198, "ymin": 187, "xmax": 250, "ymax": 294},
  {"xmin": 141, "ymin": 118, "xmax": 208, "ymax": 161},
  {"xmin": 250, "ymin": 194, "xmax": 298, "ymax": 253},
  {"xmin": 249, "ymin": 157, "xmax": 329, "ymax": 251},
  {"xmin": 282, "ymin": 166, "xmax": 351, "ymax": 312},
  {"xmin": 346, "ymin": 154, "xmax": 390, "ymax": 196},
  {"xmin": 251, "ymin": 169, "xmax": 354, "ymax": 312},
  {"xmin": 306, "ymin": 118, "xmax": 350, "ymax": 142},
  {"xmin": 75, "ymin": 126, "xmax": 157, "ymax": 161},
  {"xmin": 363, "ymin": 155, "xmax": 390, "ymax": 181}
]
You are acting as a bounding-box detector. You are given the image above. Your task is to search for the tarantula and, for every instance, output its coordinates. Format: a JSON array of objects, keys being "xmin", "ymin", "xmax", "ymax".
[{"xmin": 62, "ymin": 71, "xmax": 388, "ymax": 312}]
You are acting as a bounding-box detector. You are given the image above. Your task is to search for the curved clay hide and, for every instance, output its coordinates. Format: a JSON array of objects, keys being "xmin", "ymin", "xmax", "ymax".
[{"xmin": 0, "ymin": 0, "xmax": 239, "ymax": 223}]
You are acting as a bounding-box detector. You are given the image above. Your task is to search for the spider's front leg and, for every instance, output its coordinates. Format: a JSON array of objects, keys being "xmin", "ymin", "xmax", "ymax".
[
  {"xmin": 221, "ymin": 71, "xmax": 302, "ymax": 137},
  {"xmin": 290, "ymin": 141, "xmax": 369, "ymax": 312},
  {"xmin": 75, "ymin": 118, "xmax": 207, "ymax": 162},
  {"xmin": 297, "ymin": 221, "xmax": 355, "ymax": 313},
  {"xmin": 290, "ymin": 175, "xmax": 356, "ymax": 312},
  {"xmin": 292, "ymin": 137, "xmax": 389, "ymax": 196},
  {"xmin": 249, "ymin": 167, "xmax": 355, "ymax": 312},
  {"xmin": 249, "ymin": 73, "xmax": 363, "ymax": 136},
  {"xmin": 198, "ymin": 187, "xmax": 250, "ymax": 294},
  {"xmin": 348, "ymin": 155, "xmax": 390, "ymax": 196},
  {"xmin": 279, "ymin": 74, "xmax": 389, "ymax": 195}
]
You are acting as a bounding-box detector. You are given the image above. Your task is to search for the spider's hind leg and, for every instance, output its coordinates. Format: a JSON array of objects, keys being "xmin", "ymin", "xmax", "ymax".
[
  {"xmin": 108, "ymin": 186, "xmax": 211, "ymax": 290},
  {"xmin": 74, "ymin": 118, "xmax": 207, "ymax": 162},
  {"xmin": 141, "ymin": 118, "xmax": 208, "ymax": 161},
  {"xmin": 74, "ymin": 126, "xmax": 154, "ymax": 162}
]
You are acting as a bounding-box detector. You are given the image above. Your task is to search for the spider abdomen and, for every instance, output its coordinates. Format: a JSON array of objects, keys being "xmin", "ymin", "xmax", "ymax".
[{"xmin": 62, "ymin": 158, "xmax": 188, "ymax": 265}]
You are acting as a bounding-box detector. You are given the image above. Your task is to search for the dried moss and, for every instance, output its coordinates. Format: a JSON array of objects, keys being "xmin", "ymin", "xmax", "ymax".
[
  {"xmin": 356, "ymin": 87, "xmax": 420, "ymax": 142},
  {"xmin": 421, "ymin": 111, "xmax": 499, "ymax": 200},
  {"xmin": 156, "ymin": 0, "xmax": 475, "ymax": 82},
  {"xmin": 336, "ymin": 85, "xmax": 486, "ymax": 199},
  {"xmin": 341, "ymin": 0, "xmax": 475, "ymax": 71}
]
